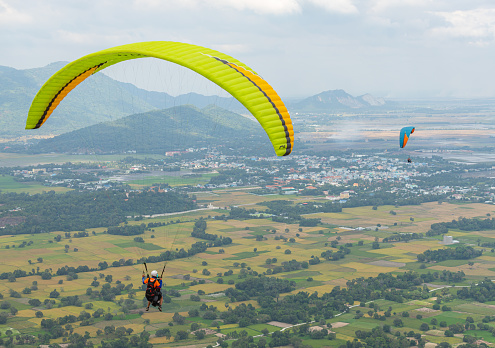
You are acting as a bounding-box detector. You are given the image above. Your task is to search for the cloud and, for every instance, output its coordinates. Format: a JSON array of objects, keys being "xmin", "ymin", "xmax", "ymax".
[
  {"xmin": 0, "ymin": 0, "xmax": 31, "ymax": 25},
  {"xmin": 307, "ymin": 0, "xmax": 358, "ymax": 14},
  {"xmin": 430, "ymin": 8, "xmax": 495, "ymax": 43},
  {"xmin": 134, "ymin": 0, "xmax": 361, "ymax": 15},
  {"xmin": 211, "ymin": 43, "xmax": 250, "ymax": 54},
  {"xmin": 211, "ymin": 0, "xmax": 301, "ymax": 14},
  {"xmin": 370, "ymin": 0, "xmax": 432, "ymax": 14},
  {"xmin": 134, "ymin": 0, "xmax": 301, "ymax": 15}
]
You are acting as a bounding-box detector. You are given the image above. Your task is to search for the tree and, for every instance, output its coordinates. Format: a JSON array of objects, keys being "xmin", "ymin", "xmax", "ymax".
[
  {"xmin": 155, "ymin": 328, "xmax": 171, "ymax": 338},
  {"xmin": 28, "ymin": 299, "xmax": 41, "ymax": 306},
  {"xmin": 173, "ymin": 312, "xmax": 185, "ymax": 325},
  {"xmin": 194, "ymin": 330, "xmax": 206, "ymax": 339},
  {"xmin": 175, "ymin": 330, "xmax": 189, "ymax": 340}
]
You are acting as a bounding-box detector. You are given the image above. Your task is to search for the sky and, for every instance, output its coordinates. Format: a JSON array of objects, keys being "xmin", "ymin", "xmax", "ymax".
[{"xmin": 1, "ymin": 0, "xmax": 495, "ymax": 99}]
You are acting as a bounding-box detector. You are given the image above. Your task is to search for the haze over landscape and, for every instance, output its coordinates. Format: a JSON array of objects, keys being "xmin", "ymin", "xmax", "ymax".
[{"xmin": 3, "ymin": 1, "xmax": 495, "ymax": 348}]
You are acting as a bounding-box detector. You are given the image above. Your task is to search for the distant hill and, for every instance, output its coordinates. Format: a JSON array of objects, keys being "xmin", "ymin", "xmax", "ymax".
[
  {"xmin": 26, "ymin": 105, "xmax": 270, "ymax": 155},
  {"xmin": 0, "ymin": 62, "xmax": 245, "ymax": 139},
  {"xmin": 291, "ymin": 89, "xmax": 386, "ymax": 112}
]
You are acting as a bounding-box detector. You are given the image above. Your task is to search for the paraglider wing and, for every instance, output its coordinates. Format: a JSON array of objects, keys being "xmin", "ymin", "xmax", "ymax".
[
  {"xmin": 399, "ymin": 126, "xmax": 415, "ymax": 148},
  {"xmin": 26, "ymin": 41, "xmax": 293, "ymax": 156}
]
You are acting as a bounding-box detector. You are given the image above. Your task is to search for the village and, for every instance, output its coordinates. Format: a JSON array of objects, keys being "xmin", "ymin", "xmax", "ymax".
[{"xmin": 6, "ymin": 149, "xmax": 495, "ymax": 206}]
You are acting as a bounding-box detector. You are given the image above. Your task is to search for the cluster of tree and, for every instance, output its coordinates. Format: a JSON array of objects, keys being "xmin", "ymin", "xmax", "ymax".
[
  {"xmin": 59, "ymin": 295, "xmax": 83, "ymax": 307},
  {"xmin": 97, "ymin": 332, "xmax": 153, "ymax": 348},
  {"xmin": 340, "ymin": 191, "xmax": 447, "ymax": 209},
  {"xmin": 266, "ymin": 259, "xmax": 308, "ymax": 275},
  {"xmin": 189, "ymin": 218, "xmax": 233, "ymax": 246},
  {"xmin": 219, "ymin": 303, "xmax": 258, "ymax": 325},
  {"xmin": 191, "ymin": 219, "xmax": 217, "ymax": 240},
  {"xmin": 229, "ymin": 207, "xmax": 261, "ymax": 219},
  {"xmin": 457, "ymin": 278, "xmax": 495, "ymax": 302},
  {"xmin": 321, "ymin": 247, "xmax": 350, "ymax": 261},
  {"xmin": 56, "ymin": 265, "xmax": 94, "ymax": 276},
  {"xmin": 0, "ymin": 190, "xmax": 195, "ymax": 235},
  {"xmin": 442, "ymin": 217, "xmax": 495, "ymax": 232},
  {"xmin": 342, "ymin": 272, "xmax": 432, "ymax": 303},
  {"xmin": 417, "ymin": 245, "xmax": 482, "ymax": 262},
  {"xmin": 107, "ymin": 223, "xmax": 147, "ymax": 236},
  {"xmin": 299, "ymin": 217, "xmax": 321, "ymax": 227},
  {"xmin": 225, "ymin": 277, "xmax": 296, "ymax": 301},
  {"xmin": 343, "ymin": 326, "xmax": 424, "ymax": 348},
  {"xmin": 420, "ymin": 270, "xmax": 466, "ymax": 283},
  {"xmin": 382, "ymin": 232, "xmax": 423, "ymax": 243},
  {"xmin": 426, "ymin": 222, "xmax": 449, "ymax": 237},
  {"xmin": 72, "ymin": 231, "xmax": 89, "ymax": 238},
  {"xmin": 259, "ymin": 200, "xmax": 341, "ymax": 221},
  {"xmin": 426, "ymin": 217, "xmax": 495, "ymax": 238},
  {"xmin": 257, "ymin": 291, "xmax": 345, "ymax": 324},
  {"xmin": 86, "ymin": 282, "xmax": 133, "ymax": 302},
  {"xmin": 0, "ymin": 269, "xmax": 28, "ymax": 280}
]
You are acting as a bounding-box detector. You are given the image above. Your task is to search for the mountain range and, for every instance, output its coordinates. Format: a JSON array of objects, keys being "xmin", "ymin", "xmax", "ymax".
[
  {"xmin": 0, "ymin": 62, "xmax": 388, "ymax": 140},
  {"xmin": 291, "ymin": 89, "xmax": 387, "ymax": 112},
  {"xmin": 0, "ymin": 62, "xmax": 246, "ymax": 139}
]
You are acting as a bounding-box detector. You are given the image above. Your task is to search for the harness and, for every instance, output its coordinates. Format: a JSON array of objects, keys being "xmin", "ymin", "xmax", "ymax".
[{"xmin": 145, "ymin": 278, "xmax": 161, "ymax": 305}]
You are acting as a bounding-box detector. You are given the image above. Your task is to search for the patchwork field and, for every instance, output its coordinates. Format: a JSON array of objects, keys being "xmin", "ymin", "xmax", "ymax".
[{"xmin": 1, "ymin": 194, "xmax": 495, "ymax": 347}]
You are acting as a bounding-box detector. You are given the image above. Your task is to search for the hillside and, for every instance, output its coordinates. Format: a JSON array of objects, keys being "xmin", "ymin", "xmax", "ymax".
[
  {"xmin": 27, "ymin": 105, "xmax": 268, "ymax": 154},
  {"xmin": 0, "ymin": 63, "xmax": 245, "ymax": 139}
]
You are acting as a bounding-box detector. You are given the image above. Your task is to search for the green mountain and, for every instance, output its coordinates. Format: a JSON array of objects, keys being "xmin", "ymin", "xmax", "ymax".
[
  {"xmin": 0, "ymin": 62, "xmax": 245, "ymax": 139},
  {"xmin": 28, "ymin": 105, "xmax": 270, "ymax": 154}
]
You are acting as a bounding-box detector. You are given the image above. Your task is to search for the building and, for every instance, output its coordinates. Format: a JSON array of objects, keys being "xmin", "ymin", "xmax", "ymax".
[{"xmin": 442, "ymin": 235, "xmax": 459, "ymax": 245}]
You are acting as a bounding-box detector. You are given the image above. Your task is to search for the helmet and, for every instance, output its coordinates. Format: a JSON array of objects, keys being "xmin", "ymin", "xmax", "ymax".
[{"xmin": 151, "ymin": 270, "xmax": 158, "ymax": 277}]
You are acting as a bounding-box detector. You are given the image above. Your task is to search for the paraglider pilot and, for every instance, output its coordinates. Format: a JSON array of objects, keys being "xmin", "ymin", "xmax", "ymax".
[
  {"xmin": 407, "ymin": 158, "xmax": 412, "ymax": 163},
  {"xmin": 143, "ymin": 270, "xmax": 163, "ymax": 312}
]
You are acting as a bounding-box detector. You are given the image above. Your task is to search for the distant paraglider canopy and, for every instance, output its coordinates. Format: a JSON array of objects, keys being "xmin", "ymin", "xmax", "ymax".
[
  {"xmin": 399, "ymin": 126, "xmax": 415, "ymax": 149},
  {"xmin": 25, "ymin": 41, "xmax": 294, "ymax": 156}
]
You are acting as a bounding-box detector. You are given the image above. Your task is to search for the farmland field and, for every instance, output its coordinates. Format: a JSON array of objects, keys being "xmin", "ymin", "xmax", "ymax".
[{"xmin": 1, "ymin": 191, "xmax": 495, "ymax": 347}]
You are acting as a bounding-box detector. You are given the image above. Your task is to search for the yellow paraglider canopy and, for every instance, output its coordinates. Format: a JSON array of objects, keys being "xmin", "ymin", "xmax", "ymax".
[{"xmin": 26, "ymin": 41, "xmax": 294, "ymax": 156}]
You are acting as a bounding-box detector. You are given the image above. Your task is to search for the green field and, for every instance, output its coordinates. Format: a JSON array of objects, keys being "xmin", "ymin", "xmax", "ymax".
[
  {"xmin": 0, "ymin": 175, "xmax": 71, "ymax": 194},
  {"xmin": 1, "ymin": 195, "xmax": 495, "ymax": 347},
  {"xmin": 128, "ymin": 173, "xmax": 218, "ymax": 187}
]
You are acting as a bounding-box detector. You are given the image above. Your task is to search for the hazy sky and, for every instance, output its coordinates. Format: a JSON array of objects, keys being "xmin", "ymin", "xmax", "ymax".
[{"xmin": 2, "ymin": 0, "xmax": 495, "ymax": 99}]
